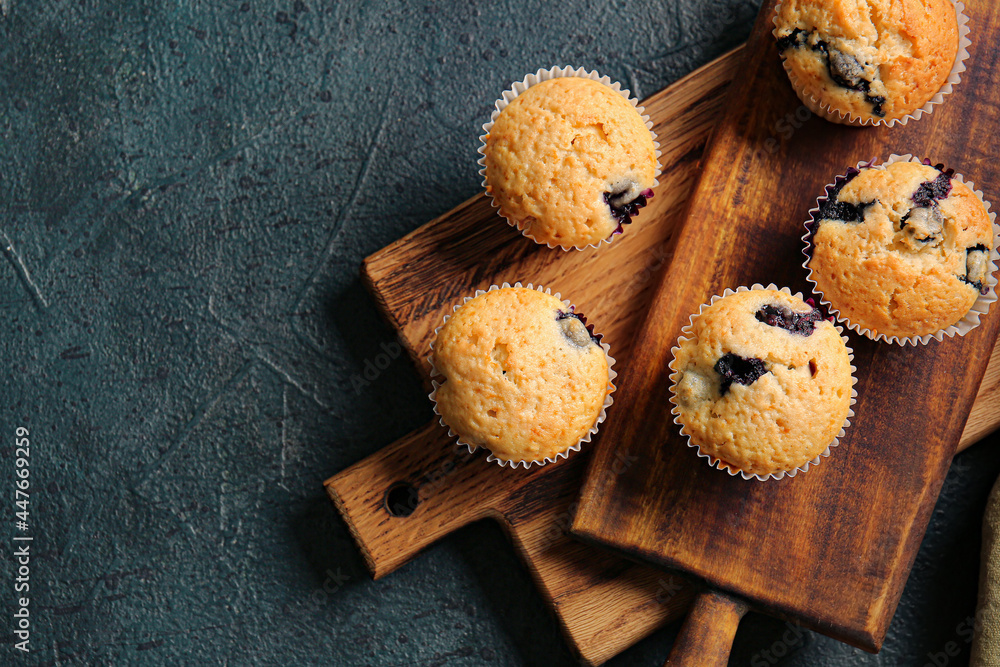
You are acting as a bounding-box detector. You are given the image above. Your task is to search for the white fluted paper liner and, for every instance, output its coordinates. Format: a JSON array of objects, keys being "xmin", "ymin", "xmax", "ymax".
[
  {"xmin": 802, "ymin": 154, "xmax": 999, "ymax": 346},
  {"xmin": 427, "ymin": 282, "xmax": 617, "ymax": 469},
  {"xmin": 667, "ymin": 284, "xmax": 857, "ymax": 482},
  {"xmin": 772, "ymin": 1, "xmax": 970, "ymax": 127},
  {"xmin": 477, "ymin": 66, "xmax": 662, "ymax": 251}
]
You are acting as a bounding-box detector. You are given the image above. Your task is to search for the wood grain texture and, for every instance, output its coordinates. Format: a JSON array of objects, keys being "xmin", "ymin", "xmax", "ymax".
[
  {"xmin": 330, "ymin": 25, "xmax": 1000, "ymax": 665},
  {"xmin": 573, "ymin": 0, "xmax": 1000, "ymax": 653},
  {"xmin": 327, "ymin": 421, "xmax": 695, "ymax": 666},
  {"xmin": 663, "ymin": 590, "xmax": 748, "ymax": 667}
]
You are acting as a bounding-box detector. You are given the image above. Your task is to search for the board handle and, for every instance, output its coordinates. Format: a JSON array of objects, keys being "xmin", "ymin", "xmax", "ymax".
[
  {"xmin": 324, "ymin": 420, "xmax": 510, "ymax": 578},
  {"xmin": 663, "ymin": 589, "xmax": 748, "ymax": 667}
]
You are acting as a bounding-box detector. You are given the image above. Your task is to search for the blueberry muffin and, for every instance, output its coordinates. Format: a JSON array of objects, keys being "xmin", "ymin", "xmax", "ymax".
[
  {"xmin": 431, "ymin": 286, "xmax": 611, "ymax": 465},
  {"xmin": 671, "ymin": 289, "xmax": 853, "ymax": 478},
  {"xmin": 482, "ymin": 75, "xmax": 658, "ymax": 249},
  {"xmin": 807, "ymin": 160, "xmax": 994, "ymax": 340},
  {"xmin": 774, "ymin": 0, "xmax": 960, "ymax": 124}
]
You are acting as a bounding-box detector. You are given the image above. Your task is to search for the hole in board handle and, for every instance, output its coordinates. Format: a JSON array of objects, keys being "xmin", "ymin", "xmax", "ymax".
[{"xmin": 384, "ymin": 482, "xmax": 419, "ymax": 517}]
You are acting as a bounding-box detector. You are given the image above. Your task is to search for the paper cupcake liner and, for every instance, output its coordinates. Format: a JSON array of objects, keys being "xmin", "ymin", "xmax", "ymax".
[
  {"xmin": 427, "ymin": 282, "xmax": 617, "ymax": 469},
  {"xmin": 802, "ymin": 154, "xmax": 999, "ymax": 346},
  {"xmin": 772, "ymin": 1, "xmax": 970, "ymax": 127},
  {"xmin": 477, "ymin": 66, "xmax": 662, "ymax": 251},
  {"xmin": 667, "ymin": 284, "xmax": 857, "ymax": 482}
]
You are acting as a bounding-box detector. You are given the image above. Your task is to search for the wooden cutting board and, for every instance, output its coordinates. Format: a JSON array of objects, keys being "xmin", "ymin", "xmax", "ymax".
[
  {"xmin": 572, "ymin": 0, "xmax": 1000, "ymax": 661},
  {"xmin": 326, "ymin": 41, "xmax": 1000, "ymax": 667}
]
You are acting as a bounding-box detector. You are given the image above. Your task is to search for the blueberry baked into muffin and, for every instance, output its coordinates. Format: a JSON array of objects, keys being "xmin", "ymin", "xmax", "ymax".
[
  {"xmin": 774, "ymin": 0, "xmax": 960, "ymax": 124},
  {"xmin": 806, "ymin": 160, "xmax": 994, "ymax": 340},
  {"xmin": 482, "ymin": 75, "xmax": 658, "ymax": 249},
  {"xmin": 671, "ymin": 288, "xmax": 853, "ymax": 479},
  {"xmin": 430, "ymin": 286, "xmax": 612, "ymax": 466}
]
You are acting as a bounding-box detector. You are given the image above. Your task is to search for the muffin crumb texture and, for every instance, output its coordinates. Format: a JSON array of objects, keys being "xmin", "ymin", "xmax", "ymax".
[
  {"xmin": 673, "ymin": 289, "xmax": 852, "ymax": 477},
  {"xmin": 774, "ymin": 0, "xmax": 959, "ymax": 122},
  {"xmin": 809, "ymin": 160, "xmax": 993, "ymax": 338},
  {"xmin": 483, "ymin": 77, "xmax": 657, "ymax": 248},
  {"xmin": 432, "ymin": 287, "xmax": 610, "ymax": 463}
]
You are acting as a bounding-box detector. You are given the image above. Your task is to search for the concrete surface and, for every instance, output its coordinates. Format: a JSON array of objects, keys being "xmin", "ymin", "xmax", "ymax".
[{"xmin": 1, "ymin": 0, "xmax": 997, "ymax": 665}]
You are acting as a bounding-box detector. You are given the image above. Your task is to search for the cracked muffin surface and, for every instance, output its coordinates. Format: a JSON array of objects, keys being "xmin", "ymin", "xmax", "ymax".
[
  {"xmin": 672, "ymin": 289, "xmax": 853, "ymax": 477},
  {"xmin": 808, "ymin": 160, "xmax": 994, "ymax": 338},
  {"xmin": 432, "ymin": 287, "xmax": 610, "ymax": 463},
  {"xmin": 483, "ymin": 76, "xmax": 657, "ymax": 248},
  {"xmin": 774, "ymin": 0, "xmax": 959, "ymax": 123}
]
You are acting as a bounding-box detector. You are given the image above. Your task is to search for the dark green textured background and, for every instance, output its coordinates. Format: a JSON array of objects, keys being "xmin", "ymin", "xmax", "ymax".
[{"xmin": 2, "ymin": 0, "xmax": 998, "ymax": 664}]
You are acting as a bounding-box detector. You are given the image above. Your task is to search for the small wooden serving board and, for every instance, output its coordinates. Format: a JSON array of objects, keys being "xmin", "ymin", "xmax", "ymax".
[
  {"xmin": 573, "ymin": 0, "xmax": 1000, "ymax": 656},
  {"xmin": 327, "ymin": 39, "xmax": 1000, "ymax": 667}
]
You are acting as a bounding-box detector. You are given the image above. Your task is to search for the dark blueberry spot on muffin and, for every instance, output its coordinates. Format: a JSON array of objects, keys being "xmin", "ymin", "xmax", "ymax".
[
  {"xmin": 557, "ymin": 310, "xmax": 603, "ymax": 346},
  {"xmin": 806, "ymin": 168, "xmax": 866, "ymax": 244},
  {"xmin": 827, "ymin": 49, "xmax": 865, "ymax": 89},
  {"xmin": 604, "ymin": 185, "xmax": 653, "ymax": 229},
  {"xmin": 755, "ymin": 304, "xmax": 824, "ymax": 336},
  {"xmin": 899, "ymin": 205, "xmax": 945, "ymax": 246},
  {"xmin": 959, "ymin": 275, "xmax": 985, "ymax": 293},
  {"xmin": 814, "ymin": 42, "xmax": 886, "ymax": 117},
  {"xmin": 776, "ymin": 28, "xmax": 886, "ymax": 116},
  {"xmin": 911, "ymin": 172, "xmax": 953, "ymax": 208},
  {"xmin": 866, "ymin": 95, "xmax": 886, "ymax": 117},
  {"xmin": 828, "ymin": 169, "xmax": 861, "ymax": 195},
  {"xmin": 818, "ymin": 197, "xmax": 874, "ymax": 223},
  {"xmin": 775, "ymin": 28, "xmax": 808, "ymax": 52},
  {"xmin": 961, "ymin": 244, "xmax": 990, "ymax": 294},
  {"xmin": 714, "ymin": 353, "xmax": 768, "ymax": 395}
]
